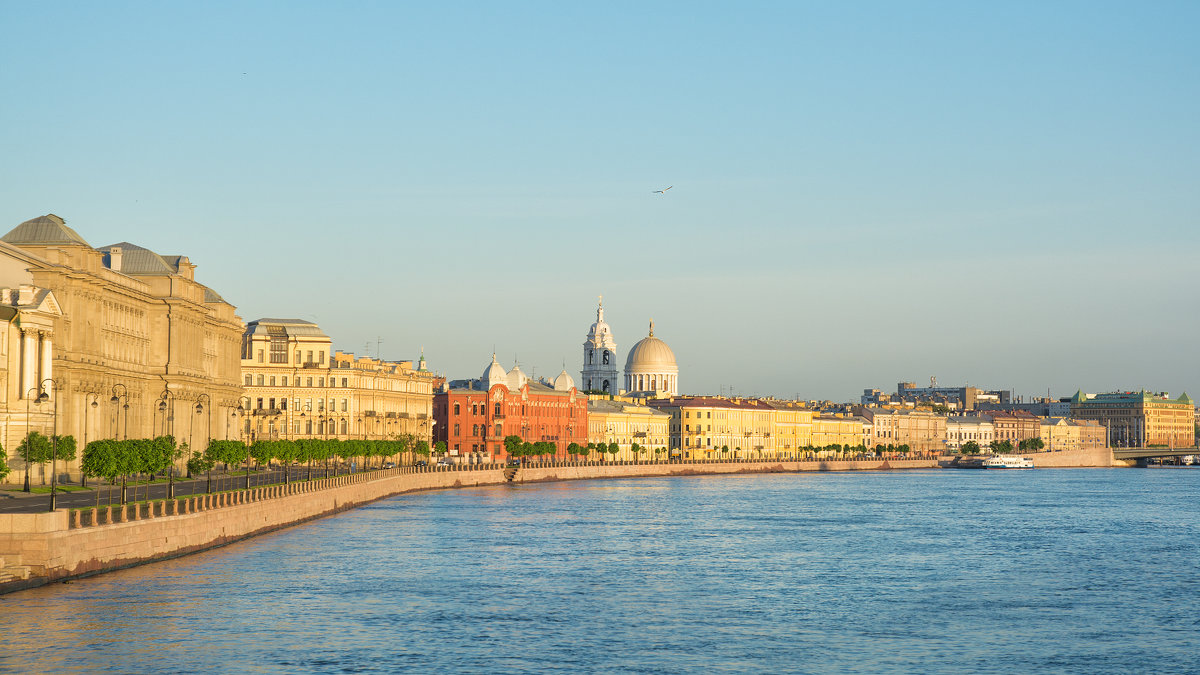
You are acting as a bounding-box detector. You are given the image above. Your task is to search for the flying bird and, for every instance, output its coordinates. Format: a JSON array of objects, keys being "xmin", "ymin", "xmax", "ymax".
[{"xmin": 652, "ymin": 186, "xmax": 673, "ymax": 194}]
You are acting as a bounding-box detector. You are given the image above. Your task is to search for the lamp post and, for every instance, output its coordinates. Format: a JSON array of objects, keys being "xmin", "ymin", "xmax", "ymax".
[
  {"xmin": 158, "ymin": 387, "xmax": 176, "ymax": 440},
  {"xmin": 41, "ymin": 378, "xmax": 59, "ymax": 512},
  {"xmin": 184, "ymin": 393, "xmax": 210, "ymax": 500},
  {"xmin": 110, "ymin": 383, "xmax": 129, "ymax": 440},
  {"xmin": 82, "ymin": 392, "xmax": 100, "ymax": 488}
]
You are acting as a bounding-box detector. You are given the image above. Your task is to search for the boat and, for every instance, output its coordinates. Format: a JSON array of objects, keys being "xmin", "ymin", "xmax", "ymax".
[
  {"xmin": 1180, "ymin": 455, "xmax": 1195, "ymax": 466},
  {"xmin": 982, "ymin": 455, "xmax": 1034, "ymax": 469}
]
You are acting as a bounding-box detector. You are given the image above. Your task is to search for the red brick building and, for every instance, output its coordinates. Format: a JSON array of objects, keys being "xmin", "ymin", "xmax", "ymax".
[{"xmin": 434, "ymin": 359, "xmax": 588, "ymax": 462}]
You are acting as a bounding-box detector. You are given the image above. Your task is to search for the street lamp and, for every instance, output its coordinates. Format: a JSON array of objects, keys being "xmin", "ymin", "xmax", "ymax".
[
  {"xmin": 82, "ymin": 392, "xmax": 100, "ymax": 488},
  {"xmin": 41, "ymin": 378, "xmax": 59, "ymax": 512},
  {"xmin": 158, "ymin": 387, "xmax": 176, "ymax": 439},
  {"xmin": 110, "ymin": 383, "xmax": 129, "ymax": 440}
]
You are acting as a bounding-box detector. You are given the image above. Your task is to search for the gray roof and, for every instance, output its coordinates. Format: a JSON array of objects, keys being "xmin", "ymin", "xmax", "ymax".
[
  {"xmin": 244, "ymin": 318, "xmax": 328, "ymax": 339},
  {"xmin": 99, "ymin": 242, "xmax": 178, "ymax": 275},
  {"xmin": 3, "ymin": 214, "xmax": 90, "ymax": 247},
  {"xmin": 202, "ymin": 286, "xmax": 228, "ymax": 304},
  {"xmin": 588, "ymin": 399, "xmax": 670, "ymax": 416}
]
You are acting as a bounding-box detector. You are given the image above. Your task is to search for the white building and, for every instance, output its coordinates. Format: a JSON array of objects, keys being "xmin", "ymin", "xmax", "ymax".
[
  {"xmin": 581, "ymin": 298, "xmax": 619, "ymax": 393},
  {"xmin": 946, "ymin": 415, "xmax": 995, "ymax": 450}
]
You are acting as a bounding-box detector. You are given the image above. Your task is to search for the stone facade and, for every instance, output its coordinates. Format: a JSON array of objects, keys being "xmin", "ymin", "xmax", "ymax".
[
  {"xmin": 0, "ymin": 215, "xmax": 243, "ymax": 483},
  {"xmin": 1070, "ymin": 390, "xmax": 1194, "ymax": 448},
  {"xmin": 239, "ymin": 318, "xmax": 438, "ymax": 445},
  {"xmin": 586, "ymin": 396, "xmax": 671, "ymax": 461}
]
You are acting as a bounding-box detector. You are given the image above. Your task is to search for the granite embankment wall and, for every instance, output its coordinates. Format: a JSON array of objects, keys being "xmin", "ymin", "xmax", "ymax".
[
  {"xmin": 0, "ymin": 455, "xmax": 957, "ymax": 594},
  {"xmin": 1025, "ymin": 447, "xmax": 1132, "ymax": 468}
]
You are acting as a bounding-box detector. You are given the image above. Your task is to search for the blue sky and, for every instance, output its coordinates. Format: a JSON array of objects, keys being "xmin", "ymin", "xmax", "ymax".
[{"xmin": 2, "ymin": 1, "xmax": 1197, "ymax": 401}]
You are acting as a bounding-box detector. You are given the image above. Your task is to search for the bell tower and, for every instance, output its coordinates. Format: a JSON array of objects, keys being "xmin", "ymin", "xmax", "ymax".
[{"xmin": 581, "ymin": 296, "xmax": 619, "ymax": 393}]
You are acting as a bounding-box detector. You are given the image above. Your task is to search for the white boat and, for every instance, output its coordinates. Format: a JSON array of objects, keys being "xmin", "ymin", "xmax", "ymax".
[
  {"xmin": 982, "ymin": 455, "xmax": 1034, "ymax": 469},
  {"xmin": 1180, "ymin": 455, "xmax": 1195, "ymax": 466}
]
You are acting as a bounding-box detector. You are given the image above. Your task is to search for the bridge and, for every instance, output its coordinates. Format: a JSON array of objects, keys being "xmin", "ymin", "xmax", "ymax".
[{"xmin": 1112, "ymin": 447, "xmax": 1198, "ymax": 461}]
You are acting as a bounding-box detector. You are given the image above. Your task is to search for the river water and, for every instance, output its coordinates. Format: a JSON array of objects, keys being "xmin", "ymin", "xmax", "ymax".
[{"xmin": 1, "ymin": 469, "xmax": 1197, "ymax": 674}]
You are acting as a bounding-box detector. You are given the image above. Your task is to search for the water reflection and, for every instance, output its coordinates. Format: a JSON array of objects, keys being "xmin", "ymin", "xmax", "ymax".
[{"xmin": 1, "ymin": 470, "xmax": 1197, "ymax": 673}]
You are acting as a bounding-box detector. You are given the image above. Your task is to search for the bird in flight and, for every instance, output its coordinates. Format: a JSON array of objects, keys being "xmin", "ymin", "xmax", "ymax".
[{"xmin": 652, "ymin": 186, "xmax": 673, "ymax": 195}]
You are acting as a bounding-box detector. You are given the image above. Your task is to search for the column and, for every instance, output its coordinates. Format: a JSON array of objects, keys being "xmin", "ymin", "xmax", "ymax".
[
  {"xmin": 21, "ymin": 329, "xmax": 36, "ymax": 397},
  {"xmin": 39, "ymin": 333, "xmax": 53, "ymax": 397}
]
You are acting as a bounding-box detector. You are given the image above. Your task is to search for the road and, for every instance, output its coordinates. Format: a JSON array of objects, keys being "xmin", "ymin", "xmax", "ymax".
[{"xmin": 0, "ymin": 465, "xmax": 361, "ymax": 514}]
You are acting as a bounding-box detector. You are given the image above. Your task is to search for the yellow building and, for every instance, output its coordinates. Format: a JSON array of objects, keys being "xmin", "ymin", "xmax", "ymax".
[
  {"xmin": 811, "ymin": 415, "xmax": 866, "ymax": 452},
  {"xmin": 240, "ymin": 319, "xmax": 438, "ymax": 446},
  {"xmin": 763, "ymin": 401, "xmax": 814, "ymax": 456},
  {"xmin": 1070, "ymin": 390, "xmax": 1194, "ymax": 448},
  {"xmin": 586, "ymin": 396, "xmax": 671, "ymax": 461},
  {"xmin": 1039, "ymin": 417, "xmax": 1107, "ymax": 452},
  {"xmin": 0, "ymin": 215, "xmax": 243, "ymax": 484},
  {"xmin": 649, "ymin": 397, "xmax": 780, "ymax": 459}
]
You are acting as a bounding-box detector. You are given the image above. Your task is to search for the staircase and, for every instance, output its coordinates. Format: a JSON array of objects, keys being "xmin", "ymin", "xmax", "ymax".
[
  {"xmin": 0, "ymin": 555, "xmax": 32, "ymax": 588},
  {"xmin": 503, "ymin": 465, "xmax": 520, "ymax": 482}
]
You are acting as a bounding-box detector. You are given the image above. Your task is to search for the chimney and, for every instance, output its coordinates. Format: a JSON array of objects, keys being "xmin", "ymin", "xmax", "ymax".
[{"xmin": 107, "ymin": 247, "xmax": 123, "ymax": 272}]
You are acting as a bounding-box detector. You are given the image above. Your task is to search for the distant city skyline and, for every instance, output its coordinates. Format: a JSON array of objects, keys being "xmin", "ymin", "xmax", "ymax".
[{"xmin": 2, "ymin": 3, "xmax": 1196, "ymax": 401}]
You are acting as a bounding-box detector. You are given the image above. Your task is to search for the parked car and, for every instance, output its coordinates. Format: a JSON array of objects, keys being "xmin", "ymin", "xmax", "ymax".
[
  {"xmin": 414, "ymin": 460, "xmax": 428, "ymax": 467},
  {"xmin": 382, "ymin": 461, "xmax": 395, "ymax": 469}
]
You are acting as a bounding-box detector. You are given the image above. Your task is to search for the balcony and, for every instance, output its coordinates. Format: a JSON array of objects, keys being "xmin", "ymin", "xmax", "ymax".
[{"xmin": 364, "ymin": 410, "xmax": 377, "ymax": 417}]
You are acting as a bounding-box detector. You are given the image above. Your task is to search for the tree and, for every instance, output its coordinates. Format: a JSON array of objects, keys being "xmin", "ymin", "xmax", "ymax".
[
  {"xmin": 187, "ymin": 450, "xmax": 214, "ymax": 493},
  {"xmin": 607, "ymin": 442, "xmax": 619, "ymax": 461},
  {"xmin": 989, "ymin": 439, "xmax": 1013, "ymax": 454},
  {"xmin": 630, "ymin": 442, "xmax": 642, "ymax": 463},
  {"xmin": 18, "ymin": 431, "xmax": 53, "ymax": 489},
  {"xmin": 0, "ymin": 442, "xmax": 8, "ymax": 482},
  {"xmin": 577, "ymin": 444, "xmax": 590, "ymax": 461},
  {"xmin": 566, "ymin": 442, "xmax": 581, "ymax": 460},
  {"xmin": 962, "ymin": 441, "xmax": 981, "ymax": 455},
  {"xmin": 82, "ymin": 439, "xmax": 121, "ymax": 507},
  {"xmin": 503, "ymin": 435, "xmax": 522, "ymax": 460}
]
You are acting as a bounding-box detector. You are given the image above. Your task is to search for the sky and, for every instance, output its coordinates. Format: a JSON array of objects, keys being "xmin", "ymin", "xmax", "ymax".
[{"xmin": 2, "ymin": 1, "xmax": 1197, "ymax": 402}]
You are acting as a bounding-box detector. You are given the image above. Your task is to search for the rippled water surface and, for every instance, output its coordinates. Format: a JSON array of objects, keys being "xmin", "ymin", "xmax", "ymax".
[{"xmin": 2, "ymin": 469, "xmax": 1198, "ymax": 674}]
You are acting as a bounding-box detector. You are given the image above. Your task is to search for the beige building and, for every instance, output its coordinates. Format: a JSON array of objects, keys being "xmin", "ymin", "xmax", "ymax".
[
  {"xmin": 586, "ymin": 396, "xmax": 671, "ymax": 461},
  {"xmin": 0, "ymin": 215, "xmax": 243, "ymax": 484},
  {"xmin": 862, "ymin": 409, "xmax": 947, "ymax": 453},
  {"xmin": 945, "ymin": 415, "xmax": 995, "ymax": 451},
  {"xmin": 240, "ymin": 318, "xmax": 438, "ymax": 446},
  {"xmin": 1039, "ymin": 417, "xmax": 1107, "ymax": 453}
]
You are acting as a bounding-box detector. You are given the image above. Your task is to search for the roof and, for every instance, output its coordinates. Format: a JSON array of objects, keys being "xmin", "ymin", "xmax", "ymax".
[
  {"xmin": 3, "ymin": 214, "xmax": 90, "ymax": 247},
  {"xmin": 244, "ymin": 318, "xmax": 329, "ymax": 339},
  {"xmin": 99, "ymin": 242, "xmax": 178, "ymax": 275},
  {"xmin": 588, "ymin": 399, "xmax": 670, "ymax": 416}
]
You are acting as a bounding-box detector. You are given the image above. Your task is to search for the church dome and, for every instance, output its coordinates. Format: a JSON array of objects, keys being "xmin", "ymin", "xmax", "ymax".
[
  {"xmin": 553, "ymin": 369, "xmax": 575, "ymax": 392},
  {"xmin": 482, "ymin": 354, "xmax": 507, "ymax": 388},
  {"xmin": 506, "ymin": 364, "xmax": 528, "ymax": 390},
  {"xmin": 625, "ymin": 325, "xmax": 677, "ymax": 373}
]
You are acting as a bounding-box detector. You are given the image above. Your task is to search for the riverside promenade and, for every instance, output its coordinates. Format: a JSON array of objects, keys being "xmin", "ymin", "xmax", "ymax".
[{"xmin": 1, "ymin": 451, "xmax": 1089, "ymax": 594}]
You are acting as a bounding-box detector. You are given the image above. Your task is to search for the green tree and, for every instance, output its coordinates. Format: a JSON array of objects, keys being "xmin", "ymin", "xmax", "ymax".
[
  {"xmin": 566, "ymin": 442, "xmax": 581, "ymax": 460},
  {"xmin": 630, "ymin": 442, "xmax": 642, "ymax": 463},
  {"xmin": 989, "ymin": 439, "xmax": 1013, "ymax": 454},
  {"xmin": 962, "ymin": 440, "xmax": 981, "ymax": 455},
  {"xmin": 0, "ymin": 442, "xmax": 8, "ymax": 483},
  {"xmin": 503, "ymin": 435, "xmax": 523, "ymax": 461},
  {"xmin": 18, "ymin": 431, "xmax": 53, "ymax": 490},
  {"xmin": 577, "ymin": 444, "xmax": 590, "ymax": 461},
  {"xmin": 607, "ymin": 442, "xmax": 619, "ymax": 461},
  {"xmin": 187, "ymin": 450, "xmax": 214, "ymax": 492},
  {"xmin": 82, "ymin": 439, "xmax": 121, "ymax": 507}
]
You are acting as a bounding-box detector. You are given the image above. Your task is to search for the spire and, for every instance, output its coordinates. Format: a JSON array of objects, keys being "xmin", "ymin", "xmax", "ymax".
[
  {"xmin": 649, "ymin": 319, "xmax": 654, "ymax": 337},
  {"xmin": 597, "ymin": 294, "xmax": 604, "ymax": 322}
]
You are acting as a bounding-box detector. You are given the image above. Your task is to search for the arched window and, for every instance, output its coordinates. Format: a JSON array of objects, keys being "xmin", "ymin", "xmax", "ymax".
[
  {"xmin": 454, "ymin": 402, "xmax": 460, "ymax": 415},
  {"xmin": 340, "ymin": 419, "xmax": 348, "ymax": 434}
]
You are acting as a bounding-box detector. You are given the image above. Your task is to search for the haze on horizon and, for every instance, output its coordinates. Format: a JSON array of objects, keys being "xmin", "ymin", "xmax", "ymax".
[{"xmin": 2, "ymin": 2, "xmax": 1196, "ymax": 402}]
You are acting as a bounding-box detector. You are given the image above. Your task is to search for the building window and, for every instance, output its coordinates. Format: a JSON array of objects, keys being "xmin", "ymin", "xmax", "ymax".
[
  {"xmin": 256, "ymin": 397, "xmax": 263, "ymax": 410},
  {"xmin": 306, "ymin": 377, "xmax": 313, "ymax": 387},
  {"xmin": 342, "ymin": 399, "xmax": 348, "ymax": 412},
  {"xmin": 306, "ymin": 350, "xmax": 313, "ymax": 364},
  {"xmin": 256, "ymin": 375, "xmax": 264, "ymax": 386},
  {"xmin": 319, "ymin": 351, "xmax": 325, "ymax": 364},
  {"xmin": 342, "ymin": 378, "xmax": 348, "ymax": 387},
  {"xmin": 295, "ymin": 350, "xmax": 301, "ymax": 364},
  {"xmin": 257, "ymin": 349, "xmax": 264, "ymax": 363},
  {"xmin": 281, "ymin": 399, "xmax": 288, "ymax": 411},
  {"xmin": 495, "ymin": 403, "xmax": 501, "ymax": 416},
  {"xmin": 282, "ymin": 377, "xmax": 288, "ymax": 386},
  {"xmin": 319, "ymin": 377, "xmax": 325, "ymax": 387},
  {"xmin": 244, "ymin": 375, "xmax": 252, "ymax": 386},
  {"xmin": 269, "ymin": 376, "xmax": 276, "ymax": 386},
  {"xmin": 454, "ymin": 403, "xmax": 460, "ymax": 415},
  {"xmin": 454, "ymin": 423, "xmax": 460, "ymax": 435}
]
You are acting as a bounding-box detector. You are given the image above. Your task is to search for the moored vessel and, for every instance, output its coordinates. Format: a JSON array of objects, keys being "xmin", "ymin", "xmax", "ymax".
[{"xmin": 982, "ymin": 455, "xmax": 1034, "ymax": 469}]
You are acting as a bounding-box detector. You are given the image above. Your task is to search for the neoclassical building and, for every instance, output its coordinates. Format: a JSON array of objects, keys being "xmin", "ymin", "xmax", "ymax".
[
  {"xmin": 580, "ymin": 298, "xmax": 618, "ymax": 393},
  {"xmin": 0, "ymin": 214, "xmax": 244, "ymax": 483},
  {"xmin": 624, "ymin": 320, "xmax": 679, "ymax": 396},
  {"xmin": 239, "ymin": 318, "xmax": 438, "ymax": 445}
]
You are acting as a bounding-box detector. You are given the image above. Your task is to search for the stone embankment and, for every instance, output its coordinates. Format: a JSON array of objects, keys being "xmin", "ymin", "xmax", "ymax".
[{"xmin": 0, "ymin": 454, "xmax": 987, "ymax": 594}]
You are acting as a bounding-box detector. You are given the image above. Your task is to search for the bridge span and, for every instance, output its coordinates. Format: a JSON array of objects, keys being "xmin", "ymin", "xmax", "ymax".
[{"xmin": 1112, "ymin": 447, "xmax": 1197, "ymax": 461}]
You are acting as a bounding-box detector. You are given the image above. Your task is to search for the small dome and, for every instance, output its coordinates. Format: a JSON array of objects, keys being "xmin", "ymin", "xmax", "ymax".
[
  {"xmin": 482, "ymin": 354, "xmax": 507, "ymax": 388},
  {"xmin": 553, "ymin": 369, "xmax": 575, "ymax": 391},
  {"xmin": 507, "ymin": 364, "xmax": 528, "ymax": 390},
  {"xmin": 3, "ymin": 214, "xmax": 90, "ymax": 247}
]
